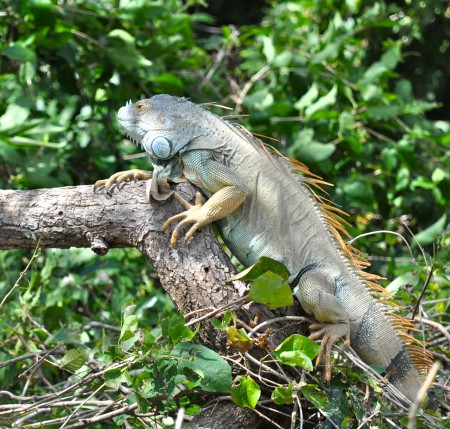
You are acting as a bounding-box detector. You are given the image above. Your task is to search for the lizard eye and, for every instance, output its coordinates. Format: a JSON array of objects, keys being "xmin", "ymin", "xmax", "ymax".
[
  {"xmin": 150, "ymin": 136, "xmax": 172, "ymax": 159},
  {"xmin": 135, "ymin": 101, "xmax": 147, "ymax": 113}
]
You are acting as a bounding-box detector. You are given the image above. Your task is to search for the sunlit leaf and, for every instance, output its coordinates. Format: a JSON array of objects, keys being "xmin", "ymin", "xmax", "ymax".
[
  {"xmin": 226, "ymin": 326, "xmax": 254, "ymax": 352},
  {"xmin": 272, "ymin": 383, "xmax": 295, "ymax": 404},
  {"xmin": 211, "ymin": 311, "xmax": 233, "ymax": 329},
  {"xmin": 294, "ymin": 83, "xmax": 319, "ymax": 112},
  {"xmin": 248, "ymin": 272, "xmax": 293, "ymax": 309},
  {"xmin": 274, "ymin": 334, "xmax": 320, "ymax": 369},
  {"xmin": 260, "ymin": 35, "xmax": 275, "ymax": 63},
  {"xmin": 229, "ymin": 257, "xmax": 289, "ymax": 282},
  {"xmin": 60, "ymin": 349, "xmax": 88, "ymax": 372},
  {"xmin": 305, "ymin": 85, "xmax": 337, "ymax": 119},
  {"xmin": 171, "ymin": 343, "xmax": 232, "ymax": 392},
  {"xmin": 231, "ymin": 375, "xmax": 261, "ymax": 408},
  {"xmin": 414, "ymin": 214, "xmax": 447, "ymax": 246}
]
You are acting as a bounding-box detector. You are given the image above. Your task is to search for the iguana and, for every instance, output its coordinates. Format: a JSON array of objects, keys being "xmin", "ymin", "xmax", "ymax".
[{"xmin": 96, "ymin": 95, "xmax": 431, "ymax": 401}]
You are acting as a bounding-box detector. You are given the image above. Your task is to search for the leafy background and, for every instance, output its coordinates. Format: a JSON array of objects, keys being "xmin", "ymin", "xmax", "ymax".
[{"xmin": 0, "ymin": 0, "xmax": 449, "ymax": 427}]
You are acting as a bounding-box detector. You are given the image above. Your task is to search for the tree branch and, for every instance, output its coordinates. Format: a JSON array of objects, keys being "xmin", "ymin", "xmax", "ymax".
[{"xmin": 0, "ymin": 182, "xmax": 302, "ymax": 428}]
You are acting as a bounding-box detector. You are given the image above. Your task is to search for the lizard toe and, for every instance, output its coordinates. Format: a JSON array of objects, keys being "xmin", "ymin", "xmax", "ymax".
[
  {"xmin": 308, "ymin": 322, "xmax": 350, "ymax": 381},
  {"xmin": 95, "ymin": 169, "xmax": 152, "ymax": 193},
  {"xmin": 163, "ymin": 194, "xmax": 208, "ymax": 246}
]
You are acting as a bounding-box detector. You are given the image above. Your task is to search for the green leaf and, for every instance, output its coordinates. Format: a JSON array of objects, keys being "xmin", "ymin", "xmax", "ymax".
[
  {"xmin": 248, "ymin": 272, "xmax": 293, "ymax": 309},
  {"xmin": 337, "ymin": 111, "xmax": 354, "ymax": 138},
  {"xmin": 104, "ymin": 368, "xmax": 124, "ymax": 390},
  {"xmin": 359, "ymin": 44, "xmax": 400, "ymax": 86},
  {"xmin": 105, "ymin": 29, "xmax": 152, "ymax": 71},
  {"xmin": 229, "ymin": 256, "xmax": 290, "ymax": 282},
  {"xmin": 118, "ymin": 310, "xmax": 141, "ymax": 350},
  {"xmin": 402, "ymin": 101, "xmax": 439, "ymax": 115},
  {"xmin": 414, "ymin": 214, "xmax": 447, "ymax": 246},
  {"xmin": 345, "ymin": 134, "xmax": 364, "ymax": 155},
  {"xmin": 294, "ymin": 141, "xmax": 336, "ymax": 163},
  {"xmin": 395, "ymin": 167, "xmax": 410, "ymax": 191},
  {"xmin": 170, "ymin": 343, "xmax": 232, "ymax": 392},
  {"xmin": 273, "ymin": 334, "xmax": 320, "ymax": 369},
  {"xmin": 271, "ymin": 383, "xmax": 295, "ymax": 404},
  {"xmin": 432, "ymin": 168, "xmax": 446, "ymax": 184},
  {"xmin": 108, "ymin": 29, "xmax": 134, "ymax": 43},
  {"xmin": 324, "ymin": 382, "xmax": 352, "ymax": 427},
  {"xmin": 2, "ymin": 44, "xmax": 36, "ymax": 63},
  {"xmin": 29, "ymin": 0, "xmax": 53, "ymax": 8},
  {"xmin": 380, "ymin": 43, "xmax": 401, "ymax": 70},
  {"xmin": 411, "ymin": 176, "xmax": 434, "ymax": 190},
  {"xmin": 290, "ymin": 128, "xmax": 336, "ymax": 163},
  {"xmin": 273, "ymin": 50, "xmax": 293, "ymax": 68},
  {"xmin": 119, "ymin": 314, "xmax": 138, "ymax": 343},
  {"xmin": 386, "ymin": 272, "xmax": 418, "ymax": 295},
  {"xmin": 149, "ymin": 73, "xmax": 184, "ymax": 93},
  {"xmin": 43, "ymin": 306, "xmax": 67, "ymax": 332},
  {"xmin": 301, "ymin": 384, "xmax": 328, "ymax": 409},
  {"xmin": 60, "ymin": 349, "xmax": 88, "ymax": 371},
  {"xmin": 305, "ymin": 84, "xmax": 337, "ymax": 119},
  {"xmin": 260, "ymin": 35, "xmax": 276, "ymax": 63},
  {"xmin": 49, "ymin": 328, "xmax": 75, "ymax": 344},
  {"xmin": 0, "ymin": 142, "xmax": 21, "ymax": 165},
  {"xmin": 294, "ymin": 83, "xmax": 319, "ymax": 112},
  {"xmin": 231, "ymin": 375, "xmax": 261, "ymax": 408},
  {"xmin": 360, "ymin": 63, "xmax": 386, "ymax": 86},
  {"xmin": 0, "ymin": 103, "xmax": 30, "ymax": 132},
  {"xmin": 381, "ymin": 147, "xmax": 398, "ymax": 171},
  {"xmin": 245, "ymin": 89, "xmax": 274, "ymax": 111},
  {"xmin": 366, "ymin": 104, "xmax": 401, "ymax": 120},
  {"xmin": 122, "ymin": 304, "xmax": 137, "ymax": 317},
  {"xmin": 160, "ymin": 314, "xmax": 195, "ymax": 344},
  {"xmin": 360, "ymin": 83, "xmax": 383, "ymax": 101},
  {"xmin": 440, "ymin": 418, "xmax": 450, "ymax": 429},
  {"xmin": 311, "ymin": 40, "xmax": 341, "ymax": 64},
  {"xmin": 211, "ymin": 311, "xmax": 233, "ymax": 329},
  {"xmin": 395, "ymin": 79, "xmax": 413, "ymax": 103},
  {"xmin": 20, "ymin": 283, "xmax": 42, "ymax": 310},
  {"xmin": 338, "ymin": 111, "xmax": 364, "ymax": 155},
  {"xmin": 343, "ymin": 180, "xmax": 375, "ymax": 208}
]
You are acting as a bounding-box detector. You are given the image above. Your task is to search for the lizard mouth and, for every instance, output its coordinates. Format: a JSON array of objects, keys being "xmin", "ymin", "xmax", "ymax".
[{"xmin": 118, "ymin": 100, "xmax": 146, "ymax": 148}]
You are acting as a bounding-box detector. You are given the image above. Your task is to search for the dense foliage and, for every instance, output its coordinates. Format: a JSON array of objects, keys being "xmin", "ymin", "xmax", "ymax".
[{"xmin": 0, "ymin": 0, "xmax": 448, "ymax": 427}]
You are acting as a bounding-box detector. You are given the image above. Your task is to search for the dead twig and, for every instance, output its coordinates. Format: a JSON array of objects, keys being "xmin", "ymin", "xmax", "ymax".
[{"xmin": 407, "ymin": 361, "xmax": 440, "ymax": 429}]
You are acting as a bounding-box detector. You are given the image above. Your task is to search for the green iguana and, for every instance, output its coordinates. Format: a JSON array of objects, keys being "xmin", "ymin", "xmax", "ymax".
[{"xmin": 96, "ymin": 95, "xmax": 431, "ymax": 401}]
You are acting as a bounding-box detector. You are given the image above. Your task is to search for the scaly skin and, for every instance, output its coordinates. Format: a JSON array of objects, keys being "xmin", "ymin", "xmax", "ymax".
[{"xmin": 96, "ymin": 95, "xmax": 429, "ymax": 401}]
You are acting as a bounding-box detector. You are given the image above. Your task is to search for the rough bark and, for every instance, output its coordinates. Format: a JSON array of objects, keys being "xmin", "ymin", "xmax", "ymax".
[
  {"xmin": 183, "ymin": 401, "xmax": 270, "ymax": 429},
  {"xmin": 0, "ymin": 182, "xmax": 303, "ymax": 428}
]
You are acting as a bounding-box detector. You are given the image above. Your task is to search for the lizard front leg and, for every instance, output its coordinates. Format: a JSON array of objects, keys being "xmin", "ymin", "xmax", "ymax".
[
  {"xmin": 162, "ymin": 152, "xmax": 248, "ymax": 246},
  {"xmin": 95, "ymin": 169, "xmax": 174, "ymax": 201},
  {"xmin": 294, "ymin": 270, "xmax": 350, "ymax": 381},
  {"xmin": 95, "ymin": 169, "xmax": 152, "ymax": 190}
]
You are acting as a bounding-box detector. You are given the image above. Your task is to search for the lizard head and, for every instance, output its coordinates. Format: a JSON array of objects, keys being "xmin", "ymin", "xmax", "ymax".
[{"xmin": 117, "ymin": 95, "xmax": 206, "ymax": 164}]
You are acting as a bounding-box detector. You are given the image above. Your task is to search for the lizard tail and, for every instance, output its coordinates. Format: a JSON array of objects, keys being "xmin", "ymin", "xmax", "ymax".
[{"xmin": 268, "ymin": 145, "xmax": 434, "ymax": 397}]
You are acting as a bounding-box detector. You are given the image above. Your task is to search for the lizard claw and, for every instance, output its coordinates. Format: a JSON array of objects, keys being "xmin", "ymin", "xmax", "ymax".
[
  {"xmin": 308, "ymin": 322, "xmax": 350, "ymax": 381},
  {"xmin": 162, "ymin": 191, "xmax": 206, "ymax": 246},
  {"xmin": 95, "ymin": 169, "xmax": 152, "ymax": 193}
]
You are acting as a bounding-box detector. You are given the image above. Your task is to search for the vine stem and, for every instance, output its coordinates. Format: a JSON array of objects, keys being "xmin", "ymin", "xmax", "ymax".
[{"xmin": 0, "ymin": 240, "xmax": 41, "ymax": 310}]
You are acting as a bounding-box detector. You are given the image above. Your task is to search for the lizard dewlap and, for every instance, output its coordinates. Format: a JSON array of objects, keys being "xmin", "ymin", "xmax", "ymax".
[{"xmin": 98, "ymin": 95, "xmax": 432, "ymax": 402}]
